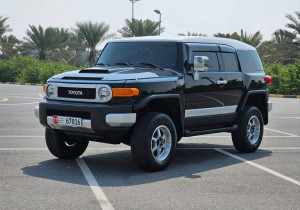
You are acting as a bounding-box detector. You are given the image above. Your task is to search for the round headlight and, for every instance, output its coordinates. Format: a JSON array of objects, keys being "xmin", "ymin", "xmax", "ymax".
[
  {"xmin": 46, "ymin": 84, "xmax": 54, "ymax": 98},
  {"xmin": 98, "ymin": 86, "xmax": 112, "ymax": 102}
]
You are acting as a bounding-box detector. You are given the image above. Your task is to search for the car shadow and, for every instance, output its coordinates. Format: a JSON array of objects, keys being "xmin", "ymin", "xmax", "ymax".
[{"xmin": 22, "ymin": 143, "xmax": 272, "ymax": 187}]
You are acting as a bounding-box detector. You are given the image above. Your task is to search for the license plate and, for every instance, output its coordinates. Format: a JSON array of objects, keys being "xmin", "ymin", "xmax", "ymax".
[{"xmin": 53, "ymin": 115, "xmax": 82, "ymax": 127}]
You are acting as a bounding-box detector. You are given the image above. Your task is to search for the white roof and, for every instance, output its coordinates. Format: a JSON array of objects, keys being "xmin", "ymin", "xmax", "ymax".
[{"xmin": 109, "ymin": 36, "xmax": 255, "ymax": 51}]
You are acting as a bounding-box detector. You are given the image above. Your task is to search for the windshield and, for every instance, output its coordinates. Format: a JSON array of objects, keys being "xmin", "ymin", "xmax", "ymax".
[{"xmin": 97, "ymin": 42, "xmax": 178, "ymax": 69}]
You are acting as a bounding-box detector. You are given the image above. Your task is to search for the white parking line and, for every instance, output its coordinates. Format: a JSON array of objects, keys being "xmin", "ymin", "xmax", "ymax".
[
  {"xmin": 0, "ymin": 148, "xmax": 129, "ymax": 151},
  {"xmin": 0, "ymin": 102, "xmax": 40, "ymax": 106},
  {"xmin": 0, "ymin": 148, "xmax": 48, "ymax": 150},
  {"xmin": 76, "ymin": 158, "xmax": 114, "ymax": 210},
  {"xmin": 214, "ymin": 148, "xmax": 300, "ymax": 186},
  {"xmin": 0, "ymin": 96, "xmax": 43, "ymax": 99},
  {"xmin": 0, "ymin": 136, "xmax": 44, "ymax": 138},
  {"xmin": 279, "ymin": 117, "xmax": 300, "ymax": 119},
  {"xmin": 265, "ymin": 128, "xmax": 299, "ymax": 137}
]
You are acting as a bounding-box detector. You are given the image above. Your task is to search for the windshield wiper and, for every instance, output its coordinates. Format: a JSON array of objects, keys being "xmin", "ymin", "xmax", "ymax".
[
  {"xmin": 115, "ymin": 62, "xmax": 133, "ymax": 67},
  {"xmin": 96, "ymin": 63, "xmax": 110, "ymax": 67},
  {"xmin": 140, "ymin": 62, "xmax": 164, "ymax": 70}
]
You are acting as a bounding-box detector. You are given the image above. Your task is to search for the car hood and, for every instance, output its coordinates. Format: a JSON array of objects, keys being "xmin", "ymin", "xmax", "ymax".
[{"xmin": 51, "ymin": 66, "xmax": 181, "ymax": 81}]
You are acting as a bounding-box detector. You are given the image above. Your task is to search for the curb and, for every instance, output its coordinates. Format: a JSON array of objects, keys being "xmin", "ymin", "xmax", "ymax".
[
  {"xmin": 0, "ymin": 82, "xmax": 43, "ymax": 86},
  {"xmin": 269, "ymin": 94, "xmax": 300, "ymax": 99}
]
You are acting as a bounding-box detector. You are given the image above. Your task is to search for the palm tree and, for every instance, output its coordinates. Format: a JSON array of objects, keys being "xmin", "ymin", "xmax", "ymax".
[
  {"xmin": 65, "ymin": 33, "xmax": 88, "ymax": 66},
  {"xmin": 285, "ymin": 11, "xmax": 300, "ymax": 38},
  {"xmin": 47, "ymin": 28, "xmax": 73, "ymax": 63},
  {"xmin": 23, "ymin": 25, "xmax": 59, "ymax": 60},
  {"xmin": 0, "ymin": 16, "xmax": 12, "ymax": 37},
  {"xmin": 213, "ymin": 32, "xmax": 233, "ymax": 38},
  {"xmin": 214, "ymin": 30, "xmax": 262, "ymax": 47},
  {"xmin": 118, "ymin": 19, "xmax": 164, "ymax": 37},
  {"xmin": 273, "ymin": 29, "xmax": 294, "ymax": 43},
  {"xmin": 178, "ymin": 32, "xmax": 207, "ymax": 36},
  {"xmin": 75, "ymin": 21, "xmax": 113, "ymax": 64},
  {"xmin": 0, "ymin": 35, "xmax": 20, "ymax": 59},
  {"xmin": 238, "ymin": 30, "xmax": 263, "ymax": 47},
  {"xmin": 256, "ymin": 40, "xmax": 277, "ymax": 64},
  {"xmin": 272, "ymin": 11, "xmax": 300, "ymax": 64}
]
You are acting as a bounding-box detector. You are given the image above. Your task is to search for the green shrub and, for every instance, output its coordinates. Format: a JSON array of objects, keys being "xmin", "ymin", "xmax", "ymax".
[
  {"xmin": 0, "ymin": 57, "xmax": 78, "ymax": 83},
  {"xmin": 265, "ymin": 60, "xmax": 300, "ymax": 95}
]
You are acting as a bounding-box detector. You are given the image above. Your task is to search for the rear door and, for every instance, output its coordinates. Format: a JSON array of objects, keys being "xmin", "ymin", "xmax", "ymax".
[{"xmin": 218, "ymin": 45, "xmax": 243, "ymax": 109}]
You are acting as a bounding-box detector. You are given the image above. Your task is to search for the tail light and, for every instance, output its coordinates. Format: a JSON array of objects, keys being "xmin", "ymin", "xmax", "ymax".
[{"xmin": 265, "ymin": 75, "xmax": 272, "ymax": 85}]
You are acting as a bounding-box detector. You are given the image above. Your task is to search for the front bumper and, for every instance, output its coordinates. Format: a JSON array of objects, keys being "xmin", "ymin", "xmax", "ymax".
[{"xmin": 38, "ymin": 99, "xmax": 136, "ymax": 137}]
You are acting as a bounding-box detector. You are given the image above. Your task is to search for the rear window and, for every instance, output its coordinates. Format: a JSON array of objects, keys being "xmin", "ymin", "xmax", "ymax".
[
  {"xmin": 192, "ymin": 52, "xmax": 220, "ymax": 72},
  {"xmin": 222, "ymin": 53, "xmax": 239, "ymax": 72}
]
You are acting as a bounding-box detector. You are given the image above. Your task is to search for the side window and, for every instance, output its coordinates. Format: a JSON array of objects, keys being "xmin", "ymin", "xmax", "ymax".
[
  {"xmin": 192, "ymin": 52, "xmax": 220, "ymax": 72},
  {"xmin": 221, "ymin": 53, "xmax": 240, "ymax": 72},
  {"xmin": 249, "ymin": 50, "xmax": 263, "ymax": 71}
]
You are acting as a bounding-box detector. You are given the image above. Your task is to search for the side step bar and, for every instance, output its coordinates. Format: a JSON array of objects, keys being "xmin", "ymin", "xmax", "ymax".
[{"xmin": 184, "ymin": 125, "xmax": 238, "ymax": 137}]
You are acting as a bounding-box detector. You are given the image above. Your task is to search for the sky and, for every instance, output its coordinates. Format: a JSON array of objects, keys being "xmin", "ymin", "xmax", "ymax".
[{"xmin": 1, "ymin": 0, "xmax": 300, "ymax": 48}]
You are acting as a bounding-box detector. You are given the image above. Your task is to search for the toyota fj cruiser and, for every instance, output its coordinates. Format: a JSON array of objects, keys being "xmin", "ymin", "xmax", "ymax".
[{"xmin": 35, "ymin": 36, "xmax": 272, "ymax": 171}]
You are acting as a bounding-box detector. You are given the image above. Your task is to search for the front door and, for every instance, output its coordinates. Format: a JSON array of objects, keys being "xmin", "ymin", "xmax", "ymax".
[{"xmin": 184, "ymin": 44, "xmax": 236, "ymax": 127}]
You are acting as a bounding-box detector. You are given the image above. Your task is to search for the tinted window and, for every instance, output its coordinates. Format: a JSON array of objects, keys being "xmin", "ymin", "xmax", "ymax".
[
  {"xmin": 97, "ymin": 42, "xmax": 178, "ymax": 68},
  {"xmin": 249, "ymin": 50, "xmax": 263, "ymax": 71},
  {"xmin": 192, "ymin": 52, "xmax": 220, "ymax": 72},
  {"xmin": 222, "ymin": 53, "xmax": 239, "ymax": 72}
]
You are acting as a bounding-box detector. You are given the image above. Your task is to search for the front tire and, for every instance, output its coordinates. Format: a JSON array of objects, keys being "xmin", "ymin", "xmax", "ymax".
[
  {"xmin": 232, "ymin": 106, "xmax": 264, "ymax": 153},
  {"xmin": 131, "ymin": 112, "xmax": 177, "ymax": 172},
  {"xmin": 45, "ymin": 129, "xmax": 89, "ymax": 159}
]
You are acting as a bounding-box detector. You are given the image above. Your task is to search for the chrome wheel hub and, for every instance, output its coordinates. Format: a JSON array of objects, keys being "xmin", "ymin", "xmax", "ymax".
[
  {"xmin": 247, "ymin": 115, "xmax": 260, "ymax": 145},
  {"xmin": 151, "ymin": 125, "xmax": 172, "ymax": 162}
]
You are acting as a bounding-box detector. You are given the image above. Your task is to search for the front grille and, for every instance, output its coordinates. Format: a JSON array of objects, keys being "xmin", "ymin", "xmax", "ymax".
[
  {"xmin": 57, "ymin": 87, "xmax": 96, "ymax": 99},
  {"xmin": 47, "ymin": 109, "xmax": 91, "ymax": 119}
]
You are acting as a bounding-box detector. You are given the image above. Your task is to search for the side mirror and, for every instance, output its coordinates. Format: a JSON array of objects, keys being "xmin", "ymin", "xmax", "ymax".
[{"xmin": 193, "ymin": 56, "xmax": 209, "ymax": 80}]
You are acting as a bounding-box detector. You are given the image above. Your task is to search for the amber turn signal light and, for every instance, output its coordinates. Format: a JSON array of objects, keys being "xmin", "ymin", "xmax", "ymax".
[
  {"xmin": 112, "ymin": 88, "xmax": 139, "ymax": 97},
  {"xmin": 43, "ymin": 84, "xmax": 47, "ymax": 93}
]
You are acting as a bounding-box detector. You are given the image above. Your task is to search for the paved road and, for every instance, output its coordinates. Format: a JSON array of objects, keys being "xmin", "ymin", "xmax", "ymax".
[{"xmin": 0, "ymin": 84, "xmax": 299, "ymax": 210}]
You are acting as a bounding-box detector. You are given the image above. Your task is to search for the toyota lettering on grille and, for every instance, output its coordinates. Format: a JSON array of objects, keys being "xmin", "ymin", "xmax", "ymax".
[{"xmin": 68, "ymin": 90, "xmax": 83, "ymax": 96}]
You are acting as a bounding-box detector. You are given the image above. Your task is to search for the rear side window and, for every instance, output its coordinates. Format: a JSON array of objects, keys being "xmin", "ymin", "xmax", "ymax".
[
  {"xmin": 192, "ymin": 52, "xmax": 220, "ymax": 72},
  {"xmin": 249, "ymin": 50, "xmax": 263, "ymax": 71},
  {"xmin": 221, "ymin": 53, "xmax": 239, "ymax": 72}
]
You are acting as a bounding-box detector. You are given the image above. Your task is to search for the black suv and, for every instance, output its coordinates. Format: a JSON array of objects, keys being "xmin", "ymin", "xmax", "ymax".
[{"xmin": 35, "ymin": 36, "xmax": 272, "ymax": 171}]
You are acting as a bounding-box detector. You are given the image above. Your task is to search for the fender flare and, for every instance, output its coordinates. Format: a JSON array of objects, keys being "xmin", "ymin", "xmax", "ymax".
[
  {"xmin": 237, "ymin": 90, "xmax": 268, "ymax": 112},
  {"xmin": 133, "ymin": 94, "xmax": 184, "ymax": 136}
]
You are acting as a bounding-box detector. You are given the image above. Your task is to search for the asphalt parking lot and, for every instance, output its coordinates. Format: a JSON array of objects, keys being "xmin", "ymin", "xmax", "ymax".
[{"xmin": 0, "ymin": 84, "xmax": 299, "ymax": 210}]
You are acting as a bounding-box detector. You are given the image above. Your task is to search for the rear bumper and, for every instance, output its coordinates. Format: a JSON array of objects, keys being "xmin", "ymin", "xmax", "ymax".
[
  {"xmin": 38, "ymin": 99, "xmax": 136, "ymax": 141},
  {"xmin": 34, "ymin": 106, "xmax": 39, "ymax": 119},
  {"xmin": 268, "ymin": 101, "xmax": 272, "ymax": 113}
]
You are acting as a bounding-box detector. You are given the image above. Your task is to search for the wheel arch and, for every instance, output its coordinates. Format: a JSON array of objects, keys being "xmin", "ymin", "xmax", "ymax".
[
  {"xmin": 133, "ymin": 94, "xmax": 184, "ymax": 139},
  {"xmin": 237, "ymin": 90, "xmax": 269, "ymax": 125}
]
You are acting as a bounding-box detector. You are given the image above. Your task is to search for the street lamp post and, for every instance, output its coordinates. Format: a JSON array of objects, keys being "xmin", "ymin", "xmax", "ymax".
[
  {"xmin": 154, "ymin": 9, "xmax": 161, "ymax": 36},
  {"xmin": 129, "ymin": 0, "xmax": 140, "ymax": 37}
]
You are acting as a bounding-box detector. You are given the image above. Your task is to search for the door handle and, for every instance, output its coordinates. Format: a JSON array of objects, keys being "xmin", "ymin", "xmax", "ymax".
[{"xmin": 217, "ymin": 80, "xmax": 228, "ymax": 85}]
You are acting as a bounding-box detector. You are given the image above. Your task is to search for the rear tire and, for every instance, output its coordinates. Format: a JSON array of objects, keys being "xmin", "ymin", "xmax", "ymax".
[
  {"xmin": 131, "ymin": 112, "xmax": 177, "ymax": 172},
  {"xmin": 232, "ymin": 106, "xmax": 264, "ymax": 153},
  {"xmin": 45, "ymin": 129, "xmax": 89, "ymax": 159}
]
